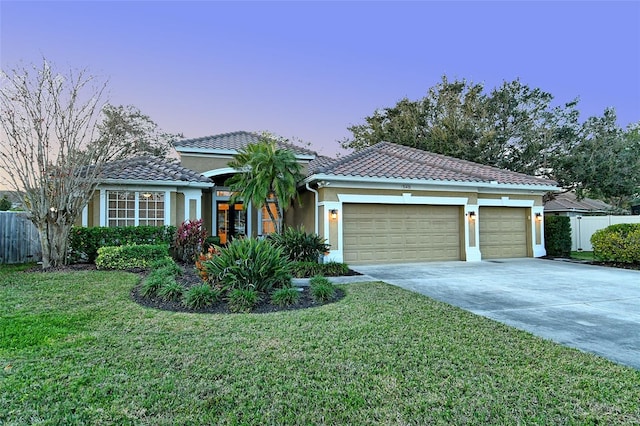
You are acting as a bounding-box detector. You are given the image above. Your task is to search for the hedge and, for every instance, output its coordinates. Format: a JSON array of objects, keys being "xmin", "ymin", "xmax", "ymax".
[
  {"xmin": 591, "ymin": 223, "xmax": 640, "ymax": 264},
  {"xmin": 69, "ymin": 225, "xmax": 176, "ymax": 263},
  {"xmin": 544, "ymin": 216, "xmax": 571, "ymax": 257},
  {"xmin": 95, "ymin": 244, "xmax": 171, "ymax": 270}
]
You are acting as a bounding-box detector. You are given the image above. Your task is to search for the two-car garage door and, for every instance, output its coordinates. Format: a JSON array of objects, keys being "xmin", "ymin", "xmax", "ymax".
[
  {"xmin": 342, "ymin": 203, "xmax": 530, "ymax": 264},
  {"xmin": 343, "ymin": 204, "xmax": 461, "ymax": 264}
]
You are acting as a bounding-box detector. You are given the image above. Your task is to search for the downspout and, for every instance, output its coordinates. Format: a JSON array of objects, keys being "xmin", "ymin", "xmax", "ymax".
[{"xmin": 305, "ymin": 182, "xmax": 319, "ymax": 234}]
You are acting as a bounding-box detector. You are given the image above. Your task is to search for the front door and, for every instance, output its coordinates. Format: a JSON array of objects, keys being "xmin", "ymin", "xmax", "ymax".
[{"xmin": 217, "ymin": 202, "xmax": 246, "ymax": 244}]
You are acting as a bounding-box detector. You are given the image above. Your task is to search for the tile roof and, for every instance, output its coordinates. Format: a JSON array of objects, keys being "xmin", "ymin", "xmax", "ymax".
[
  {"xmin": 544, "ymin": 192, "xmax": 613, "ymax": 213},
  {"xmin": 310, "ymin": 142, "xmax": 558, "ymax": 187},
  {"xmin": 101, "ymin": 156, "xmax": 212, "ymax": 184},
  {"xmin": 174, "ymin": 131, "xmax": 318, "ymax": 157}
]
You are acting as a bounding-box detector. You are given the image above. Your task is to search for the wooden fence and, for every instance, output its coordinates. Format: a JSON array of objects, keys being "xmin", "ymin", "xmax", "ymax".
[
  {"xmin": 0, "ymin": 211, "xmax": 42, "ymax": 264},
  {"xmin": 569, "ymin": 215, "xmax": 640, "ymax": 251}
]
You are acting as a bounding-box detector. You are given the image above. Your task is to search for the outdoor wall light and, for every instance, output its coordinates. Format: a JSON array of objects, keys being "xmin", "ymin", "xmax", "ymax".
[
  {"xmin": 535, "ymin": 212, "xmax": 542, "ymax": 220},
  {"xmin": 330, "ymin": 209, "xmax": 338, "ymax": 220},
  {"xmin": 468, "ymin": 211, "xmax": 476, "ymax": 220},
  {"xmin": 142, "ymin": 192, "xmax": 153, "ymax": 199}
]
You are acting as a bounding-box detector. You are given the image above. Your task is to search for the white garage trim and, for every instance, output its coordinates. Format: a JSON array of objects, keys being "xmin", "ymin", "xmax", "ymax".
[
  {"xmin": 478, "ymin": 197, "xmax": 535, "ymax": 207},
  {"xmin": 337, "ymin": 193, "xmax": 468, "ymax": 206}
]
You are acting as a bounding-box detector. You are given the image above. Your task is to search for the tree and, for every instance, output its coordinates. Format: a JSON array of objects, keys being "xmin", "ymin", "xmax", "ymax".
[
  {"xmin": 225, "ymin": 134, "xmax": 304, "ymax": 235},
  {"xmin": 0, "ymin": 195, "xmax": 11, "ymax": 211},
  {"xmin": 0, "ymin": 60, "xmax": 175, "ymax": 268}
]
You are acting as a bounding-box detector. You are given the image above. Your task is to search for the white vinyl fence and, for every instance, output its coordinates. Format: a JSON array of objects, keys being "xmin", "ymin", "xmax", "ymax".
[
  {"xmin": 569, "ymin": 215, "xmax": 640, "ymax": 252},
  {"xmin": 0, "ymin": 211, "xmax": 42, "ymax": 264}
]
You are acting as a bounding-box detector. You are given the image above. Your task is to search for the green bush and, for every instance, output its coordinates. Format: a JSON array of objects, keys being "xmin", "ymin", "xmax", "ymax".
[
  {"xmin": 228, "ymin": 288, "xmax": 261, "ymax": 313},
  {"xmin": 203, "ymin": 235, "xmax": 221, "ymax": 252},
  {"xmin": 158, "ymin": 280, "xmax": 184, "ymax": 302},
  {"xmin": 269, "ymin": 226, "xmax": 329, "ymax": 262},
  {"xmin": 203, "ymin": 237, "xmax": 291, "ymax": 293},
  {"xmin": 322, "ymin": 261, "xmax": 350, "ymax": 277},
  {"xmin": 69, "ymin": 225, "xmax": 176, "ymax": 263},
  {"xmin": 183, "ymin": 284, "xmax": 220, "ymax": 310},
  {"xmin": 544, "ymin": 216, "xmax": 571, "ymax": 257},
  {"xmin": 271, "ymin": 287, "xmax": 301, "ymax": 307},
  {"xmin": 150, "ymin": 257, "xmax": 182, "ymax": 276},
  {"xmin": 591, "ymin": 223, "xmax": 640, "ymax": 264},
  {"xmin": 309, "ymin": 275, "xmax": 336, "ymax": 303},
  {"xmin": 141, "ymin": 271, "xmax": 174, "ymax": 297},
  {"xmin": 289, "ymin": 261, "xmax": 349, "ymax": 278},
  {"xmin": 95, "ymin": 244, "xmax": 171, "ymax": 270}
]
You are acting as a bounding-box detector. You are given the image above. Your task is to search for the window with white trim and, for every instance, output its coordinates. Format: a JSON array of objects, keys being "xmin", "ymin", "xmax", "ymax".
[{"xmin": 107, "ymin": 191, "xmax": 165, "ymax": 227}]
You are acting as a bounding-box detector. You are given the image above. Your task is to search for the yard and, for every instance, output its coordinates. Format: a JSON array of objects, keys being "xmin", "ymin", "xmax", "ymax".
[{"xmin": 1, "ymin": 265, "xmax": 639, "ymax": 424}]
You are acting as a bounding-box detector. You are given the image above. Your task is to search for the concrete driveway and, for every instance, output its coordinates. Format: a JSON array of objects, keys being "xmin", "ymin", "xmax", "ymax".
[{"xmin": 353, "ymin": 258, "xmax": 640, "ymax": 370}]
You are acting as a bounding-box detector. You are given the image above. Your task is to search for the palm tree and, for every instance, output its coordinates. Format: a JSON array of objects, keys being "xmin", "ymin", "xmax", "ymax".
[{"xmin": 226, "ymin": 136, "xmax": 304, "ymax": 234}]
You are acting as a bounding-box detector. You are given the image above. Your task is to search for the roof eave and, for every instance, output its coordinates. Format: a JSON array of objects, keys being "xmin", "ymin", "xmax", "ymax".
[
  {"xmin": 98, "ymin": 178, "xmax": 214, "ymax": 188},
  {"xmin": 175, "ymin": 146, "xmax": 315, "ymax": 161},
  {"xmin": 304, "ymin": 173, "xmax": 559, "ymax": 193}
]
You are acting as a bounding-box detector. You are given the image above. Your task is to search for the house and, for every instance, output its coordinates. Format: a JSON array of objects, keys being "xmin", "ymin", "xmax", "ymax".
[
  {"xmin": 543, "ymin": 192, "xmax": 615, "ymax": 217},
  {"xmin": 85, "ymin": 131, "xmax": 559, "ymax": 264}
]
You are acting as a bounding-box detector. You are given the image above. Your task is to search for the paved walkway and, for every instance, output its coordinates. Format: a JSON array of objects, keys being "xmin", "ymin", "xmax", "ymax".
[{"xmin": 353, "ymin": 258, "xmax": 640, "ymax": 370}]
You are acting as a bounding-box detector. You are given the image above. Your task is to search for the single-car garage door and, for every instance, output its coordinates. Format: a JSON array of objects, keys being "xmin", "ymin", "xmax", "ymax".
[
  {"xmin": 343, "ymin": 204, "xmax": 461, "ymax": 264},
  {"xmin": 479, "ymin": 207, "xmax": 528, "ymax": 259}
]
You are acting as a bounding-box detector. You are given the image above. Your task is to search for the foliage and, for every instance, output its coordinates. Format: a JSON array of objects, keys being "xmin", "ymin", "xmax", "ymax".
[
  {"xmin": 69, "ymin": 225, "xmax": 176, "ymax": 263},
  {"xmin": 341, "ymin": 75, "xmax": 640, "ymax": 206},
  {"xmin": 203, "ymin": 237, "xmax": 291, "ymax": 293},
  {"xmin": 0, "ymin": 60, "xmax": 178, "ymax": 268},
  {"xmin": 158, "ymin": 280, "xmax": 184, "ymax": 302},
  {"xmin": 0, "ymin": 195, "xmax": 11, "ymax": 211},
  {"xmin": 289, "ymin": 261, "xmax": 350, "ymax": 278},
  {"xmin": 544, "ymin": 216, "xmax": 572, "ymax": 257},
  {"xmin": 203, "ymin": 235, "xmax": 221, "ymax": 252},
  {"xmin": 141, "ymin": 273, "xmax": 171, "ymax": 298},
  {"xmin": 195, "ymin": 246, "xmax": 220, "ymax": 282},
  {"xmin": 182, "ymin": 283, "xmax": 220, "ymax": 310},
  {"xmin": 95, "ymin": 244, "xmax": 170, "ymax": 270},
  {"xmin": 225, "ymin": 133, "xmax": 304, "ymax": 234},
  {"xmin": 150, "ymin": 257, "xmax": 182, "ymax": 276},
  {"xmin": 2, "ymin": 269, "xmax": 640, "ymax": 424},
  {"xmin": 309, "ymin": 275, "xmax": 336, "ymax": 303},
  {"xmin": 270, "ymin": 287, "xmax": 301, "ymax": 307},
  {"xmin": 321, "ymin": 261, "xmax": 350, "ymax": 277},
  {"xmin": 591, "ymin": 224, "xmax": 640, "ymax": 264},
  {"xmin": 173, "ymin": 219, "xmax": 208, "ymax": 263},
  {"xmin": 227, "ymin": 288, "xmax": 261, "ymax": 313},
  {"xmin": 269, "ymin": 226, "xmax": 329, "ymax": 262}
]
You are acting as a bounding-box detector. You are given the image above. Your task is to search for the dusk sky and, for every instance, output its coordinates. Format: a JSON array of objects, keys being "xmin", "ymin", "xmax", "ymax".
[{"xmin": 1, "ymin": 1, "xmax": 639, "ymax": 158}]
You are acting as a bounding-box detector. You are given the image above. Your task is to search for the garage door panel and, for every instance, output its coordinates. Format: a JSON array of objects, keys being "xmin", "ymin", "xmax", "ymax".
[
  {"xmin": 343, "ymin": 204, "xmax": 461, "ymax": 264},
  {"xmin": 479, "ymin": 207, "xmax": 528, "ymax": 259}
]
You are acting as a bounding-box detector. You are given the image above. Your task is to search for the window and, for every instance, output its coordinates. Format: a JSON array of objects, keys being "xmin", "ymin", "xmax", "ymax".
[{"xmin": 107, "ymin": 191, "xmax": 165, "ymax": 227}]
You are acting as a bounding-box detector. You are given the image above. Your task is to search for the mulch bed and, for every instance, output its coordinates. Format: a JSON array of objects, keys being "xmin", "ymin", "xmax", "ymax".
[
  {"xmin": 542, "ymin": 256, "xmax": 640, "ymax": 271},
  {"xmin": 131, "ymin": 265, "xmax": 346, "ymax": 314}
]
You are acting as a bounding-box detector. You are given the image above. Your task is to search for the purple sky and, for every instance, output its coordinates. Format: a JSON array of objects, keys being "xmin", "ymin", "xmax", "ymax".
[{"xmin": 1, "ymin": 1, "xmax": 639, "ymax": 158}]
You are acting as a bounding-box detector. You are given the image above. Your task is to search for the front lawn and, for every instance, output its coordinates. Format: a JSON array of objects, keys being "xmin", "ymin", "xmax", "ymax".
[
  {"xmin": 1, "ymin": 266, "xmax": 639, "ymax": 424},
  {"xmin": 571, "ymin": 250, "xmax": 595, "ymax": 261}
]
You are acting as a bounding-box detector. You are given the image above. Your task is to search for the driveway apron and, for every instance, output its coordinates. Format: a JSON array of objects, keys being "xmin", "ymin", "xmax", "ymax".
[{"xmin": 353, "ymin": 258, "xmax": 640, "ymax": 370}]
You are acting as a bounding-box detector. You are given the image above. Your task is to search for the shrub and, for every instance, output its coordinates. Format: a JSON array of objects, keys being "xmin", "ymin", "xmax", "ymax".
[
  {"xmin": 195, "ymin": 246, "xmax": 220, "ymax": 282},
  {"xmin": 322, "ymin": 261, "xmax": 350, "ymax": 277},
  {"xmin": 174, "ymin": 219, "xmax": 208, "ymax": 263},
  {"xmin": 203, "ymin": 237, "xmax": 291, "ymax": 293},
  {"xmin": 269, "ymin": 226, "xmax": 329, "ymax": 262},
  {"xmin": 95, "ymin": 244, "xmax": 171, "ymax": 270},
  {"xmin": 544, "ymin": 216, "xmax": 571, "ymax": 257},
  {"xmin": 203, "ymin": 235, "xmax": 221, "ymax": 252},
  {"xmin": 158, "ymin": 280, "xmax": 184, "ymax": 302},
  {"xmin": 309, "ymin": 275, "xmax": 336, "ymax": 303},
  {"xmin": 228, "ymin": 288, "xmax": 261, "ymax": 313},
  {"xmin": 150, "ymin": 257, "xmax": 182, "ymax": 275},
  {"xmin": 289, "ymin": 261, "xmax": 322, "ymax": 278},
  {"xmin": 69, "ymin": 225, "xmax": 176, "ymax": 263},
  {"xmin": 591, "ymin": 223, "xmax": 640, "ymax": 264},
  {"xmin": 271, "ymin": 287, "xmax": 301, "ymax": 307},
  {"xmin": 183, "ymin": 284, "xmax": 220, "ymax": 309}
]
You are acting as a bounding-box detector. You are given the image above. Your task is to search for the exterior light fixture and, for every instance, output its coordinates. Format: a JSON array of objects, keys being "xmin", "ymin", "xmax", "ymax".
[
  {"xmin": 142, "ymin": 192, "xmax": 153, "ymax": 199},
  {"xmin": 330, "ymin": 209, "xmax": 338, "ymax": 220},
  {"xmin": 468, "ymin": 211, "xmax": 476, "ymax": 220},
  {"xmin": 535, "ymin": 212, "xmax": 542, "ymax": 220}
]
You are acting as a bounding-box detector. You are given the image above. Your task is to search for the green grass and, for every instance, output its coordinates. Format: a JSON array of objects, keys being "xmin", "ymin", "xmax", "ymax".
[
  {"xmin": 1, "ymin": 266, "xmax": 639, "ymax": 424},
  {"xmin": 572, "ymin": 250, "xmax": 595, "ymax": 261}
]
